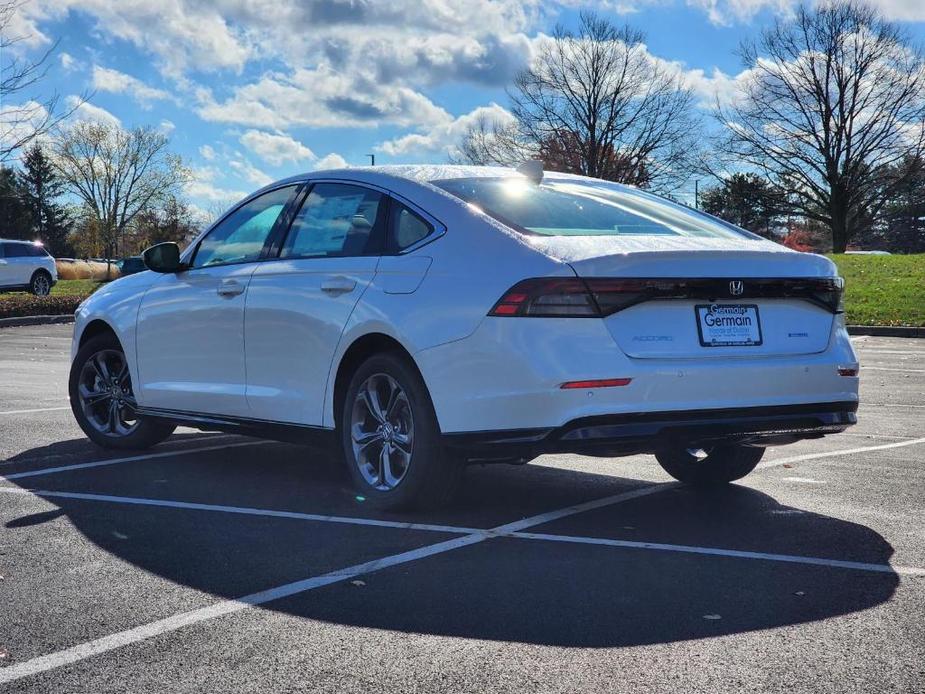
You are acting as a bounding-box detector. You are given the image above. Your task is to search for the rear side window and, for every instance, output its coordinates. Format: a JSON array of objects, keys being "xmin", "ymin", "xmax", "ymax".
[
  {"xmin": 281, "ymin": 183, "xmax": 384, "ymax": 258},
  {"xmin": 193, "ymin": 186, "xmax": 296, "ymax": 268},
  {"xmin": 390, "ymin": 202, "xmax": 432, "ymax": 251},
  {"xmin": 3, "ymin": 243, "xmax": 30, "ymax": 258}
]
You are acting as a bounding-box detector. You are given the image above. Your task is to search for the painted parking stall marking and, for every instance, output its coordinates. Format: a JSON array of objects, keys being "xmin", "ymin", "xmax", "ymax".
[{"xmin": 0, "ymin": 485, "xmax": 669, "ymax": 685}]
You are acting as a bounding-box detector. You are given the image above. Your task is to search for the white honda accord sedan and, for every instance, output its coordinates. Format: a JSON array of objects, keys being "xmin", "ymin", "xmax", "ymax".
[{"xmin": 69, "ymin": 164, "xmax": 859, "ymax": 509}]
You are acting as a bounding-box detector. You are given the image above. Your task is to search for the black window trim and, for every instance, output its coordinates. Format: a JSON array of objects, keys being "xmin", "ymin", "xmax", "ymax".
[
  {"xmin": 387, "ymin": 199, "xmax": 435, "ymax": 254},
  {"xmin": 183, "ymin": 182, "xmax": 304, "ymax": 271},
  {"xmin": 179, "ymin": 176, "xmax": 448, "ymax": 269},
  {"xmin": 386, "ymin": 191, "xmax": 445, "ymax": 255}
]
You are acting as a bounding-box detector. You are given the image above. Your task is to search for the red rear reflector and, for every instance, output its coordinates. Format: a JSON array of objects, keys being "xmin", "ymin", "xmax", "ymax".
[
  {"xmin": 560, "ymin": 378, "xmax": 632, "ymax": 389},
  {"xmin": 837, "ymin": 367, "xmax": 858, "ymax": 377}
]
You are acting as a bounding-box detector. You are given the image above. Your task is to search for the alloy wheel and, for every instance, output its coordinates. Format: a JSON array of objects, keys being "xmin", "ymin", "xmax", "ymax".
[
  {"xmin": 350, "ymin": 373, "xmax": 414, "ymax": 491},
  {"xmin": 76, "ymin": 349, "xmax": 139, "ymax": 437},
  {"xmin": 33, "ymin": 274, "xmax": 50, "ymax": 296}
]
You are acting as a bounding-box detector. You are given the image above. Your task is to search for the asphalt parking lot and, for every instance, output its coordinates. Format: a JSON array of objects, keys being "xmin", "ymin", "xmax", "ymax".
[{"xmin": 1, "ymin": 323, "xmax": 923, "ymax": 693}]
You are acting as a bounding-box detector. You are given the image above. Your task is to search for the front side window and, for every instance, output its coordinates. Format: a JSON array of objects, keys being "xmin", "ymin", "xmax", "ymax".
[
  {"xmin": 390, "ymin": 202, "xmax": 432, "ymax": 251},
  {"xmin": 281, "ymin": 183, "xmax": 384, "ymax": 259},
  {"xmin": 192, "ymin": 186, "xmax": 296, "ymax": 268},
  {"xmin": 434, "ymin": 178, "xmax": 756, "ymax": 240}
]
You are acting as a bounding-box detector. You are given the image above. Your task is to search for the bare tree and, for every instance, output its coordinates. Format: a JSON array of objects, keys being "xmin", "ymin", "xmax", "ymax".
[
  {"xmin": 0, "ymin": 0, "xmax": 83, "ymax": 160},
  {"xmin": 456, "ymin": 12, "xmax": 699, "ymax": 190},
  {"xmin": 51, "ymin": 122, "xmax": 190, "ymax": 273},
  {"xmin": 715, "ymin": 1, "xmax": 925, "ymax": 253}
]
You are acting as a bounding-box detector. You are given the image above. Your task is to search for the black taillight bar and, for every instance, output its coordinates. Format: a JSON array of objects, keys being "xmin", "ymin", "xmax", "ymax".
[{"xmin": 489, "ymin": 277, "xmax": 845, "ymax": 317}]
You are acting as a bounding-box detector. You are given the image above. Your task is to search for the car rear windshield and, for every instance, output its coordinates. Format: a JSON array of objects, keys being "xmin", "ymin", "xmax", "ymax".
[{"xmin": 433, "ymin": 177, "xmax": 757, "ymax": 240}]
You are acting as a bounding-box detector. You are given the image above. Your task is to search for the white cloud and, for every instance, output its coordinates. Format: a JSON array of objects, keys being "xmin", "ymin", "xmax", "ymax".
[
  {"xmin": 312, "ymin": 153, "xmax": 349, "ymax": 170},
  {"xmin": 91, "ymin": 66, "xmax": 172, "ymax": 108},
  {"xmin": 196, "ymin": 67, "xmax": 451, "ymax": 130},
  {"xmin": 228, "ymin": 158, "xmax": 274, "ymax": 187},
  {"xmin": 158, "ymin": 119, "xmax": 176, "ymax": 135},
  {"xmin": 65, "ymin": 96, "xmax": 122, "ymax": 128},
  {"xmin": 0, "ymin": 100, "xmax": 50, "ymax": 155},
  {"xmin": 239, "ymin": 130, "xmax": 315, "ymax": 166},
  {"xmin": 377, "ymin": 103, "xmax": 516, "ymax": 157},
  {"xmin": 21, "ymin": 0, "xmax": 250, "ymax": 76},
  {"xmin": 59, "ymin": 52, "xmax": 78, "ymax": 71},
  {"xmin": 185, "ymin": 166, "xmax": 247, "ymax": 202}
]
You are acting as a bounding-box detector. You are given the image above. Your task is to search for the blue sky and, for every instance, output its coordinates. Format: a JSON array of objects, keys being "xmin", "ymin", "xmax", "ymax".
[{"xmin": 4, "ymin": 0, "xmax": 924, "ymax": 213}]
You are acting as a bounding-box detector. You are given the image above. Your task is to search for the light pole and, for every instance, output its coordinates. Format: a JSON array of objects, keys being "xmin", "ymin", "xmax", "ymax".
[{"xmin": 366, "ymin": 154, "xmax": 375, "ymax": 166}]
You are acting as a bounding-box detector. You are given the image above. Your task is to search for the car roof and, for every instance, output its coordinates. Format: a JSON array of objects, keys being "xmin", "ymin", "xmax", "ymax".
[{"xmin": 271, "ymin": 164, "xmax": 597, "ymax": 190}]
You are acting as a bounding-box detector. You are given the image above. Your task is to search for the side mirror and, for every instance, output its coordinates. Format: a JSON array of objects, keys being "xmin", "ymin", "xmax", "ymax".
[{"xmin": 142, "ymin": 242, "xmax": 183, "ymax": 273}]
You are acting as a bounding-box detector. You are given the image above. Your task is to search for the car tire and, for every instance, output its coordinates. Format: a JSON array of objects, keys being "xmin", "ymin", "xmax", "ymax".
[
  {"xmin": 340, "ymin": 352, "xmax": 463, "ymax": 511},
  {"xmin": 69, "ymin": 333, "xmax": 176, "ymax": 450},
  {"xmin": 30, "ymin": 270, "xmax": 52, "ymax": 296},
  {"xmin": 655, "ymin": 444, "xmax": 764, "ymax": 486}
]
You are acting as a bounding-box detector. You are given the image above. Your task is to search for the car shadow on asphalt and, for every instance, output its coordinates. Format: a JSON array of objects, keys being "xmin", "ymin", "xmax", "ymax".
[{"xmin": 4, "ymin": 442, "xmax": 901, "ymax": 648}]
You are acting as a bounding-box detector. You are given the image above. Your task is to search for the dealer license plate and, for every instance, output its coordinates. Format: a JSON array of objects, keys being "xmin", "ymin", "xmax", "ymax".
[{"xmin": 695, "ymin": 304, "xmax": 763, "ymax": 347}]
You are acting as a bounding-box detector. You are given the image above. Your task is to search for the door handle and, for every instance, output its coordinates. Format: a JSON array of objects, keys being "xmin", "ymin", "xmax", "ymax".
[
  {"xmin": 217, "ymin": 279, "xmax": 245, "ymax": 297},
  {"xmin": 321, "ymin": 276, "xmax": 357, "ymax": 295}
]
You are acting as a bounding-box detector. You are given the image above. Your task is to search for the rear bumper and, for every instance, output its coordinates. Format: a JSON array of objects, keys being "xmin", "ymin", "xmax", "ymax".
[{"xmin": 444, "ymin": 401, "xmax": 858, "ymax": 459}]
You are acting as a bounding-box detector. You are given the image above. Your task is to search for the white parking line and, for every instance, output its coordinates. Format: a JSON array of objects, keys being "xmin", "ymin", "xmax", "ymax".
[
  {"xmin": 862, "ymin": 367, "xmax": 925, "ymax": 373},
  {"xmin": 510, "ymin": 531, "xmax": 925, "ymax": 576},
  {"xmin": 0, "ymin": 406, "xmax": 70, "ymax": 416},
  {"xmin": 862, "ymin": 402, "xmax": 925, "ymax": 409},
  {"xmin": 1, "ymin": 439, "xmax": 271, "ymax": 481},
  {"xmin": 854, "ymin": 349, "xmax": 925, "ymax": 355},
  {"xmin": 2, "ymin": 438, "xmax": 924, "ymax": 683},
  {"xmin": 758, "ymin": 437, "xmax": 925, "ymax": 470},
  {"xmin": 0, "ymin": 484, "xmax": 668, "ymax": 685},
  {"xmin": 0, "ymin": 486, "xmax": 482, "ymax": 535}
]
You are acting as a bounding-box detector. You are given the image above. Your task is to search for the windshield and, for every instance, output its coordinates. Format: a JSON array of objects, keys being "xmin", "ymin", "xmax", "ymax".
[{"xmin": 434, "ymin": 177, "xmax": 757, "ymax": 240}]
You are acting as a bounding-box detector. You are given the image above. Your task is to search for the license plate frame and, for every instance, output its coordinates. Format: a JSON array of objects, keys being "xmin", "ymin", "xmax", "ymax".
[{"xmin": 695, "ymin": 304, "xmax": 763, "ymax": 347}]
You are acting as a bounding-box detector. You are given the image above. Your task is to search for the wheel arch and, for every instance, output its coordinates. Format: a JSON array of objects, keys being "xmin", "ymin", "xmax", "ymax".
[
  {"xmin": 78, "ymin": 318, "xmax": 120, "ymax": 349},
  {"xmin": 329, "ymin": 332, "xmax": 435, "ymax": 432}
]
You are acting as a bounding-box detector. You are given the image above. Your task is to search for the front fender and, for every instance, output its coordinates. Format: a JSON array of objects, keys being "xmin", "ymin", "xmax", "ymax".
[{"xmin": 71, "ymin": 273, "xmax": 156, "ymax": 403}]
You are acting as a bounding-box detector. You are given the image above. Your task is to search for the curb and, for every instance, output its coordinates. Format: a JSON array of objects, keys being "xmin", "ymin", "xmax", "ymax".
[
  {"xmin": 0, "ymin": 314, "xmax": 75, "ymax": 329},
  {"xmin": 847, "ymin": 325, "xmax": 924, "ymax": 338}
]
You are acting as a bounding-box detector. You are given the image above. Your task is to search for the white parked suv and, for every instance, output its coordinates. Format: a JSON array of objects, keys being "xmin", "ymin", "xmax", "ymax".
[
  {"xmin": 68, "ymin": 165, "xmax": 859, "ymax": 509},
  {"xmin": 0, "ymin": 239, "xmax": 57, "ymax": 295}
]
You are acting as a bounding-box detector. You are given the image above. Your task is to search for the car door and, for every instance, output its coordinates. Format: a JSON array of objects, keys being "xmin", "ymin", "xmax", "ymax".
[
  {"xmin": 0, "ymin": 243, "xmax": 11, "ymax": 287},
  {"xmin": 0, "ymin": 243, "xmax": 33, "ymax": 286},
  {"xmin": 135, "ymin": 185, "xmax": 299, "ymax": 417},
  {"xmin": 245, "ymin": 181, "xmax": 387, "ymax": 425}
]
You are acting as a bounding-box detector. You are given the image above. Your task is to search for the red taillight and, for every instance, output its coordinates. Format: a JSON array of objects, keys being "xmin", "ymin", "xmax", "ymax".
[
  {"xmin": 837, "ymin": 367, "xmax": 858, "ymax": 377},
  {"xmin": 487, "ymin": 277, "xmax": 686, "ymax": 317},
  {"xmin": 488, "ymin": 278, "xmax": 599, "ymax": 317},
  {"xmin": 561, "ymin": 378, "xmax": 632, "ymax": 389}
]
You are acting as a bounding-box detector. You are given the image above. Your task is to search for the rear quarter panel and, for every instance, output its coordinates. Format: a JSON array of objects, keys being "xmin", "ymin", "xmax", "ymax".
[{"xmin": 321, "ymin": 176, "xmax": 570, "ymax": 428}]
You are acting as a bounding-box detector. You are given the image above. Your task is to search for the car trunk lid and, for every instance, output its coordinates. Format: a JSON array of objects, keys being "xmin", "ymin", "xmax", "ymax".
[{"xmin": 527, "ymin": 235, "xmax": 840, "ymax": 359}]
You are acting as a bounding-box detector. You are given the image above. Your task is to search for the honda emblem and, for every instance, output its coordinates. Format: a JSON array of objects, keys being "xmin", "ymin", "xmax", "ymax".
[{"xmin": 729, "ymin": 280, "xmax": 745, "ymax": 296}]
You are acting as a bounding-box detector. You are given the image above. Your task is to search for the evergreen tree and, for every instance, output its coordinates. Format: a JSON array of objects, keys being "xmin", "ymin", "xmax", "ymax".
[
  {"xmin": 19, "ymin": 144, "xmax": 72, "ymax": 256},
  {"xmin": 0, "ymin": 166, "xmax": 33, "ymax": 240},
  {"xmin": 700, "ymin": 173, "xmax": 783, "ymax": 238}
]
